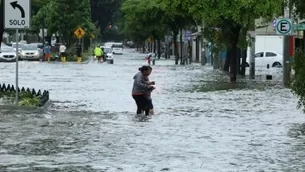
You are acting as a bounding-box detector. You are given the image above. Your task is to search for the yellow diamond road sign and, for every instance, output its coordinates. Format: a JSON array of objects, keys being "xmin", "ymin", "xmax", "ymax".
[{"xmin": 74, "ymin": 27, "xmax": 86, "ymax": 39}]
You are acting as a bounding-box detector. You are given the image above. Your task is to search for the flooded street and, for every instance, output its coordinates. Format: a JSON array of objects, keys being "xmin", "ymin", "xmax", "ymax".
[{"xmin": 0, "ymin": 49, "xmax": 305, "ymax": 171}]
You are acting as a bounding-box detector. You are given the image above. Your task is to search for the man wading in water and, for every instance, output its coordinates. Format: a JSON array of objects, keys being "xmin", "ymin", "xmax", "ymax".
[{"xmin": 132, "ymin": 66, "xmax": 155, "ymax": 115}]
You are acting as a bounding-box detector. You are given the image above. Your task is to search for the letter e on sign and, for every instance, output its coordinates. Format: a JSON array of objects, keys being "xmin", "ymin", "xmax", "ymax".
[
  {"xmin": 4, "ymin": 0, "xmax": 31, "ymax": 29},
  {"xmin": 276, "ymin": 18, "xmax": 292, "ymax": 35}
]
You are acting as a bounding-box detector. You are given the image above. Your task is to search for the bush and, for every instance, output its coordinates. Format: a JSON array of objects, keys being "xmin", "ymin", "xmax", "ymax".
[
  {"xmin": 291, "ymin": 48, "xmax": 305, "ymax": 113},
  {"xmin": 64, "ymin": 46, "xmax": 90, "ymax": 62}
]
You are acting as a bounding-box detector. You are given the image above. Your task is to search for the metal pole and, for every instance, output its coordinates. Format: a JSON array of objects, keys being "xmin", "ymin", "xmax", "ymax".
[
  {"xmin": 15, "ymin": 29, "xmax": 19, "ymax": 105},
  {"xmin": 81, "ymin": 37, "xmax": 84, "ymax": 53},
  {"xmin": 42, "ymin": 12, "xmax": 45, "ymax": 47},
  {"xmin": 249, "ymin": 36, "xmax": 255, "ymax": 79},
  {"xmin": 283, "ymin": 0, "xmax": 292, "ymax": 87},
  {"xmin": 188, "ymin": 40, "xmax": 191, "ymax": 64},
  {"xmin": 283, "ymin": 36, "xmax": 291, "ymax": 87}
]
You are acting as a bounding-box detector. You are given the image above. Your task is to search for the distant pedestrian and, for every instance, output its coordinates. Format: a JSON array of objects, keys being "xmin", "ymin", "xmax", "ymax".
[
  {"xmin": 59, "ymin": 43, "xmax": 66, "ymax": 58},
  {"xmin": 146, "ymin": 53, "xmax": 152, "ymax": 65},
  {"xmin": 132, "ymin": 65, "xmax": 155, "ymax": 116},
  {"xmin": 43, "ymin": 42, "xmax": 51, "ymax": 62},
  {"xmin": 94, "ymin": 46, "xmax": 103, "ymax": 62}
]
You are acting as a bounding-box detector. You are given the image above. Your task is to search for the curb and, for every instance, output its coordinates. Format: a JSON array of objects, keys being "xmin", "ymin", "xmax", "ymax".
[{"xmin": 41, "ymin": 58, "xmax": 91, "ymax": 64}]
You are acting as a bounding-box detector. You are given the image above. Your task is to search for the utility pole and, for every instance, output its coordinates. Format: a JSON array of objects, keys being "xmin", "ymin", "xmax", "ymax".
[
  {"xmin": 42, "ymin": 11, "xmax": 45, "ymax": 47},
  {"xmin": 283, "ymin": 0, "xmax": 293, "ymax": 87}
]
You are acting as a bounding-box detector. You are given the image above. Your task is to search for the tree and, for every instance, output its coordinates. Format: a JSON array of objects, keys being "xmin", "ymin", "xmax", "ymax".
[
  {"xmin": 192, "ymin": 0, "xmax": 283, "ymax": 81},
  {"xmin": 290, "ymin": 0, "xmax": 305, "ymax": 19},
  {"xmin": 156, "ymin": 0, "xmax": 197, "ymax": 64},
  {"xmin": 291, "ymin": 48, "xmax": 305, "ymax": 112},
  {"xmin": 31, "ymin": 0, "xmax": 97, "ymax": 47},
  {"xmin": 120, "ymin": 0, "xmax": 168, "ymax": 53},
  {"xmin": 121, "ymin": 0, "xmax": 197, "ymax": 64},
  {"xmin": 90, "ymin": 0, "xmax": 123, "ymax": 35}
]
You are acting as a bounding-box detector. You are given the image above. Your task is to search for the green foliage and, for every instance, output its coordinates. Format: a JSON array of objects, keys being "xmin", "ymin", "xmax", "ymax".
[
  {"xmin": 19, "ymin": 98, "xmax": 40, "ymax": 107},
  {"xmin": 199, "ymin": 0, "xmax": 283, "ymax": 49},
  {"xmin": 90, "ymin": 0, "xmax": 123, "ymax": 33},
  {"xmin": 0, "ymin": 90, "xmax": 41, "ymax": 107},
  {"xmin": 291, "ymin": 48, "xmax": 305, "ymax": 113},
  {"xmin": 120, "ymin": 0, "xmax": 198, "ymax": 43},
  {"xmin": 290, "ymin": 0, "xmax": 305, "ymax": 19},
  {"xmin": 31, "ymin": 0, "xmax": 98, "ymax": 46},
  {"xmin": 120, "ymin": 0, "xmax": 163, "ymax": 42},
  {"xmin": 19, "ymin": 92, "xmax": 40, "ymax": 107}
]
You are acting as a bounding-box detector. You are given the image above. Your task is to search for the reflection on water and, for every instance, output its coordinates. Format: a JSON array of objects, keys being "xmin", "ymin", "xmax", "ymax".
[{"xmin": 0, "ymin": 49, "xmax": 305, "ymax": 171}]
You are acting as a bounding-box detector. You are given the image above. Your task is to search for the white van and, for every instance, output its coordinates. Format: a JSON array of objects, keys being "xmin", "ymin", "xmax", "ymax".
[{"xmin": 112, "ymin": 43, "xmax": 123, "ymax": 55}]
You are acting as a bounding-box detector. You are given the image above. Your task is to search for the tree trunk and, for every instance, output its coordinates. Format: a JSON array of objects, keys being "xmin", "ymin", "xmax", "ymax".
[
  {"xmin": 303, "ymin": 30, "xmax": 305, "ymax": 53},
  {"xmin": 237, "ymin": 48, "xmax": 241, "ymax": 74},
  {"xmin": 153, "ymin": 38, "xmax": 156, "ymax": 53},
  {"xmin": 223, "ymin": 49, "xmax": 230, "ymax": 71},
  {"xmin": 157, "ymin": 37, "xmax": 161, "ymax": 59},
  {"xmin": 229, "ymin": 27, "xmax": 241, "ymax": 82},
  {"xmin": 240, "ymin": 49, "xmax": 247, "ymax": 75},
  {"xmin": 142, "ymin": 41, "xmax": 145, "ymax": 53},
  {"xmin": 173, "ymin": 33, "xmax": 179, "ymax": 65},
  {"xmin": 179, "ymin": 28, "xmax": 183, "ymax": 65},
  {"xmin": 0, "ymin": 0, "xmax": 4, "ymax": 46},
  {"xmin": 213, "ymin": 51, "xmax": 220, "ymax": 69}
]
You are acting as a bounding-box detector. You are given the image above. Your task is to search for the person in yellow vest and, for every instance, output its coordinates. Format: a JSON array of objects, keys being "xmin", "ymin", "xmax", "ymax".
[
  {"xmin": 59, "ymin": 43, "xmax": 67, "ymax": 62},
  {"xmin": 94, "ymin": 46, "xmax": 103, "ymax": 63}
]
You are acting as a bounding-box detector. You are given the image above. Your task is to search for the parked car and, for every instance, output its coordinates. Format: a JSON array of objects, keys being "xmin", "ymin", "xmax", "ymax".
[
  {"xmin": 30, "ymin": 43, "xmax": 44, "ymax": 58},
  {"xmin": 20, "ymin": 45, "xmax": 41, "ymax": 61},
  {"xmin": 0, "ymin": 47, "xmax": 17, "ymax": 62},
  {"xmin": 245, "ymin": 51, "xmax": 282, "ymax": 68},
  {"xmin": 11, "ymin": 42, "xmax": 24, "ymax": 55},
  {"xmin": 1, "ymin": 43, "xmax": 11, "ymax": 49},
  {"xmin": 30, "ymin": 43, "xmax": 43, "ymax": 49}
]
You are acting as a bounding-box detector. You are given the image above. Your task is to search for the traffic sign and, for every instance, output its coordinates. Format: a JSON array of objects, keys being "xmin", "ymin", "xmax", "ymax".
[
  {"xmin": 185, "ymin": 30, "xmax": 192, "ymax": 41},
  {"xmin": 295, "ymin": 24, "xmax": 305, "ymax": 31},
  {"xmin": 74, "ymin": 27, "xmax": 86, "ymax": 39},
  {"xmin": 276, "ymin": 18, "xmax": 292, "ymax": 35},
  {"xmin": 273, "ymin": 19, "xmax": 276, "ymax": 30},
  {"xmin": 4, "ymin": 0, "xmax": 31, "ymax": 29},
  {"xmin": 148, "ymin": 36, "xmax": 152, "ymax": 43}
]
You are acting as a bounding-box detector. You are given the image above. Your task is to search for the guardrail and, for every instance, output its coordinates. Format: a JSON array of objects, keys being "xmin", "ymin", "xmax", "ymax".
[{"xmin": 0, "ymin": 83, "xmax": 49, "ymax": 107}]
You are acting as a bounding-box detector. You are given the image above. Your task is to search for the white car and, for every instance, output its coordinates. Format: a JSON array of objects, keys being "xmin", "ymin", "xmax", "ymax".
[
  {"xmin": 0, "ymin": 47, "xmax": 17, "ymax": 62},
  {"xmin": 103, "ymin": 47, "xmax": 113, "ymax": 59},
  {"xmin": 20, "ymin": 45, "xmax": 41, "ymax": 61},
  {"xmin": 245, "ymin": 51, "xmax": 282, "ymax": 68},
  {"xmin": 112, "ymin": 43, "xmax": 123, "ymax": 55},
  {"xmin": 11, "ymin": 42, "xmax": 24, "ymax": 55}
]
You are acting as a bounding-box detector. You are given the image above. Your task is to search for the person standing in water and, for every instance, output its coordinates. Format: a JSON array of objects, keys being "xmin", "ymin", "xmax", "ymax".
[
  {"xmin": 132, "ymin": 66, "xmax": 155, "ymax": 115},
  {"xmin": 143, "ymin": 66, "xmax": 155, "ymax": 114}
]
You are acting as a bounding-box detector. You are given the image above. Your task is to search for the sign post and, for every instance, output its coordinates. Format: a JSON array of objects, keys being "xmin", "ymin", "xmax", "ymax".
[
  {"xmin": 74, "ymin": 26, "xmax": 86, "ymax": 44},
  {"xmin": 4, "ymin": 0, "xmax": 31, "ymax": 105},
  {"xmin": 74, "ymin": 27, "xmax": 86, "ymax": 62},
  {"xmin": 276, "ymin": 18, "xmax": 293, "ymax": 87}
]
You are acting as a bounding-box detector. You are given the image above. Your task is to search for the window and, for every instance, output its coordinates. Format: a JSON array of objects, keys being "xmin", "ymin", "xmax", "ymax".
[
  {"xmin": 255, "ymin": 52, "xmax": 263, "ymax": 57},
  {"xmin": 266, "ymin": 52, "xmax": 277, "ymax": 57},
  {"xmin": 112, "ymin": 44, "xmax": 123, "ymax": 48}
]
